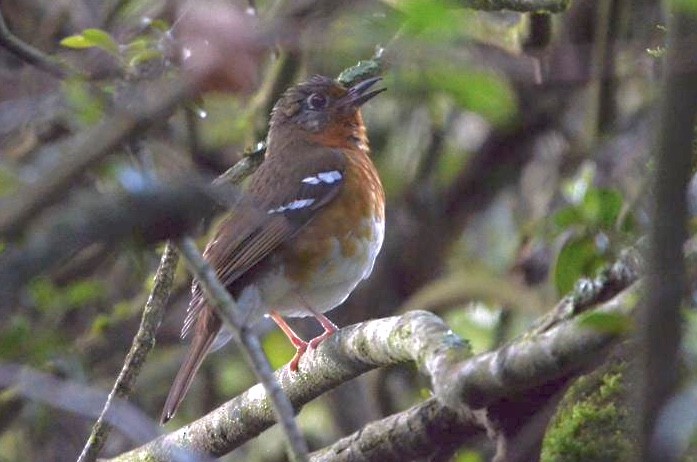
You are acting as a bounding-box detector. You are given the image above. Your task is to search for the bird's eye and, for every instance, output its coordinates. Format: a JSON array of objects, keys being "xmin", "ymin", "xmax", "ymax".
[{"xmin": 306, "ymin": 93, "xmax": 328, "ymax": 110}]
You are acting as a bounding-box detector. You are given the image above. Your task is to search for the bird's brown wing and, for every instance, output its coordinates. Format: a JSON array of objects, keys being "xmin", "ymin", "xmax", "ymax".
[
  {"xmin": 181, "ymin": 147, "xmax": 347, "ymax": 338},
  {"xmin": 162, "ymin": 148, "xmax": 346, "ymax": 424}
]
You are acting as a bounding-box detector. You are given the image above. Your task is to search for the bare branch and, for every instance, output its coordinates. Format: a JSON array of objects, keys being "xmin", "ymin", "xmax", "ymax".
[
  {"xmin": 107, "ymin": 311, "xmax": 466, "ymax": 461},
  {"xmin": 109, "ymin": 266, "xmax": 640, "ymax": 461},
  {"xmin": 0, "ymin": 178, "xmax": 227, "ymax": 299},
  {"xmin": 77, "ymin": 244, "xmax": 179, "ymax": 462},
  {"xmin": 310, "ymin": 398, "xmax": 485, "ymax": 461},
  {"xmin": 77, "ymin": 150, "xmax": 264, "ymax": 461},
  {"xmin": 0, "ymin": 9, "xmax": 69, "ymax": 78},
  {"xmin": 443, "ymin": 282, "xmax": 640, "ymax": 411},
  {"xmin": 460, "ymin": 0, "xmax": 569, "ymax": 13},
  {"xmin": 175, "ymin": 237, "xmax": 310, "ymax": 462}
]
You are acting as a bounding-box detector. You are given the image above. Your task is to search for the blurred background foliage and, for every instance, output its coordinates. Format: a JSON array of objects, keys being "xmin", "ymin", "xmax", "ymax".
[{"xmin": 0, "ymin": 0, "xmax": 679, "ymax": 460}]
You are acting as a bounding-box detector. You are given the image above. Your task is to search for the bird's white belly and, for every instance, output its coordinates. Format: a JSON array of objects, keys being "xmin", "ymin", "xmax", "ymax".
[{"xmin": 240, "ymin": 217, "xmax": 384, "ymax": 320}]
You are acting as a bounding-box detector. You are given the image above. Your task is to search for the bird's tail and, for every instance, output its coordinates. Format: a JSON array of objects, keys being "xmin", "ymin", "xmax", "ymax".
[{"xmin": 160, "ymin": 314, "xmax": 220, "ymax": 424}]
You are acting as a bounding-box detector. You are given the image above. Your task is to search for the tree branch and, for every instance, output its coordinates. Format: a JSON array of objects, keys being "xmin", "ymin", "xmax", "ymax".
[
  {"xmin": 0, "ymin": 79, "xmax": 194, "ymax": 239},
  {"xmin": 310, "ymin": 398, "xmax": 485, "ymax": 461},
  {"xmin": 77, "ymin": 244, "xmax": 179, "ymax": 462},
  {"xmin": 76, "ymin": 149, "xmax": 264, "ymax": 461},
  {"xmin": 443, "ymin": 282, "xmax": 640, "ymax": 411},
  {"xmin": 107, "ymin": 311, "xmax": 468, "ymax": 461},
  {"xmin": 108, "ymin": 262, "xmax": 641, "ymax": 462},
  {"xmin": 175, "ymin": 238, "xmax": 311, "ymax": 462},
  {"xmin": 460, "ymin": 0, "xmax": 569, "ymax": 13},
  {"xmin": 0, "ymin": 9, "xmax": 69, "ymax": 78},
  {"xmin": 0, "ymin": 178, "xmax": 229, "ymax": 300},
  {"xmin": 638, "ymin": 9, "xmax": 697, "ymax": 462}
]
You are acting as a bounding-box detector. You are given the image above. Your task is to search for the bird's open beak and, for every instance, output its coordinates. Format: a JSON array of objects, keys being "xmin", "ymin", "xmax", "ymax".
[{"xmin": 344, "ymin": 77, "xmax": 386, "ymax": 107}]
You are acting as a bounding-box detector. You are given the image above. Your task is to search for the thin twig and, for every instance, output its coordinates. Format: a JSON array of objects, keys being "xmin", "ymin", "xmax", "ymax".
[
  {"xmin": 0, "ymin": 9, "xmax": 69, "ymax": 78},
  {"xmin": 175, "ymin": 238, "xmax": 310, "ymax": 462},
  {"xmin": 77, "ymin": 243, "xmax": 179, "ymax": 462},
  {"xmin": 76, "ymin": 149, "xmax": 263, "ymax": 460}
]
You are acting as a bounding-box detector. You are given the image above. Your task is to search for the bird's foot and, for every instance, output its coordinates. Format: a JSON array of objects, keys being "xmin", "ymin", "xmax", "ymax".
[
  {"xmin": 288, "ymin": 341, "xmax": 308, "ymax": 372},
  {"xmin": 308, "ymin": 327, "xmax": 336, "ymax": 349}
]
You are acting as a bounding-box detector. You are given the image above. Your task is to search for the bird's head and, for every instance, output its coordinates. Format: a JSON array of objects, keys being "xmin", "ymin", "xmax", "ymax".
[{"xmin": 269, "ymin": 75, "xmax": 384, "ymax": 147}]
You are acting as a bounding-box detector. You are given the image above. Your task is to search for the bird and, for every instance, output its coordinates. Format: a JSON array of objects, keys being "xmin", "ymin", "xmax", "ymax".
[{"xmin": 160, "ymin": 75, "xmax": 386, "ymax": 424}]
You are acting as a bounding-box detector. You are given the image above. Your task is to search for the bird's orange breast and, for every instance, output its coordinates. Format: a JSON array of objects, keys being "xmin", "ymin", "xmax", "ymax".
[{"xmin": 281, "ymin": 147, "xmax": 384, "ymax": 284}]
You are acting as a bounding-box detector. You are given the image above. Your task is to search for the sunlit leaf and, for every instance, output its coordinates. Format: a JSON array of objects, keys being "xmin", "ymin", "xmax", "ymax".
[
  {"xmin": 149, "ymin": 19, "xmax": 171, "ymax": 32},
  {"xmin": 578, "ymin": 311, "xmax": 633, "ymax": 335},
  {"xmin": 60, "ymin": 35, "xmax": 94, "ymax": 49},
  {"xmin": 90, "ymin": 314, "xmax": 111, "ymax": 336},
  {"xmin": 81, "ymin": 28, "xmax": 119, "ymax": 54},
  {"xmin": 444, "ymin": 303, "xmax": 498, "ymax": 354},
  {"xmin": 128, "ymin": 49, "xmax": 163, "ymax": 68},
  {"xmin": 125, "ymin": 37, "xmax": 150, "ymax": 53},
  {"xmin": 455, "ymin": 450, "xmax": 484, "ymax": 462}
]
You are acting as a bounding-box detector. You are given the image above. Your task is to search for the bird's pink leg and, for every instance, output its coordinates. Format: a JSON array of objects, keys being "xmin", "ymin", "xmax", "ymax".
[
  {"xmin": 269, "ymin": 310, "xmax": 307, "ymax": 372},
  {"xmin": 308, "ymin": 309, "xmax": 338, "ymax": 349}
]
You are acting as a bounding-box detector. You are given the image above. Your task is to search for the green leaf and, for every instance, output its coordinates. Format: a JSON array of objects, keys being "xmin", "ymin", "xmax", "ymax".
[
  {"xmin": 149, "ymin": 19, "xmax": 171, "ymax": 32},
  {"xmin": 578, "ymin": 311, "xmax": 633, "ymax": 335},
  {"xmin": 30, "ymin": 278, "xmax": 59, "ymax": 312},
  {"xmin": 90, "ymin": 314, "xmax": 111, "ymax": 335},
  {"xmin": 60, "ymin": 35, "xmax": 95, "ymax": 49},
  {"xmin": 81, "ymin": 28, "xmax": 119, "ymax": 54},
  {"xmin": 455, "ymin": 450, "xmax": 484, "ymax": 462},
  {"xmin": 553, "ymin": 235, "xmax": 605, "ymax": 295},
  {"xmin": 125, "ymin": 38, "xmax": 150, "ymax": 54},
  {"xmin": 444, "ymin": 303, "xmax": 498, "ymax": 354},
  {"xmin": 128, "ymin": 48, "xmax": 162, "ymax": 68},
  {"xmin": 430, "ymin": 69, "xmax": 517, "ymax": 126},
  {"xmin": 0, "ymin": 315, "xmax": 30, "ymax": 358},
  {"xmin": 553, "ymin": 206, "xmax": 584, "ymax": 229},
  {"xmin": 581, "ymin": 189, "xmax": 623, "ymax": 229},
  {"xmin": 65, "ymin": 280, "xmax": 104, "ymax": 306},
  {"xmin": 401, "ymin": 0, "xmax": 461, "ymax": 40},
  {"xmin": 62, "ymin": 78, "xmax": 105, "ymax": 125},
  {"xmin": 671, "ymin": 0, "xmax": 697, "ymax": 14},
  {"xmin": 0, "ymin": 166, "xmax": 18, "ymax": 197}
]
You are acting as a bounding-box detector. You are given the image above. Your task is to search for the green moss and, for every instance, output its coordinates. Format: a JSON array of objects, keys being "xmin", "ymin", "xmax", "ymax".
[{"xmin": 541, "ymin": 363, "xmax": 633, "ymax": 462}]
